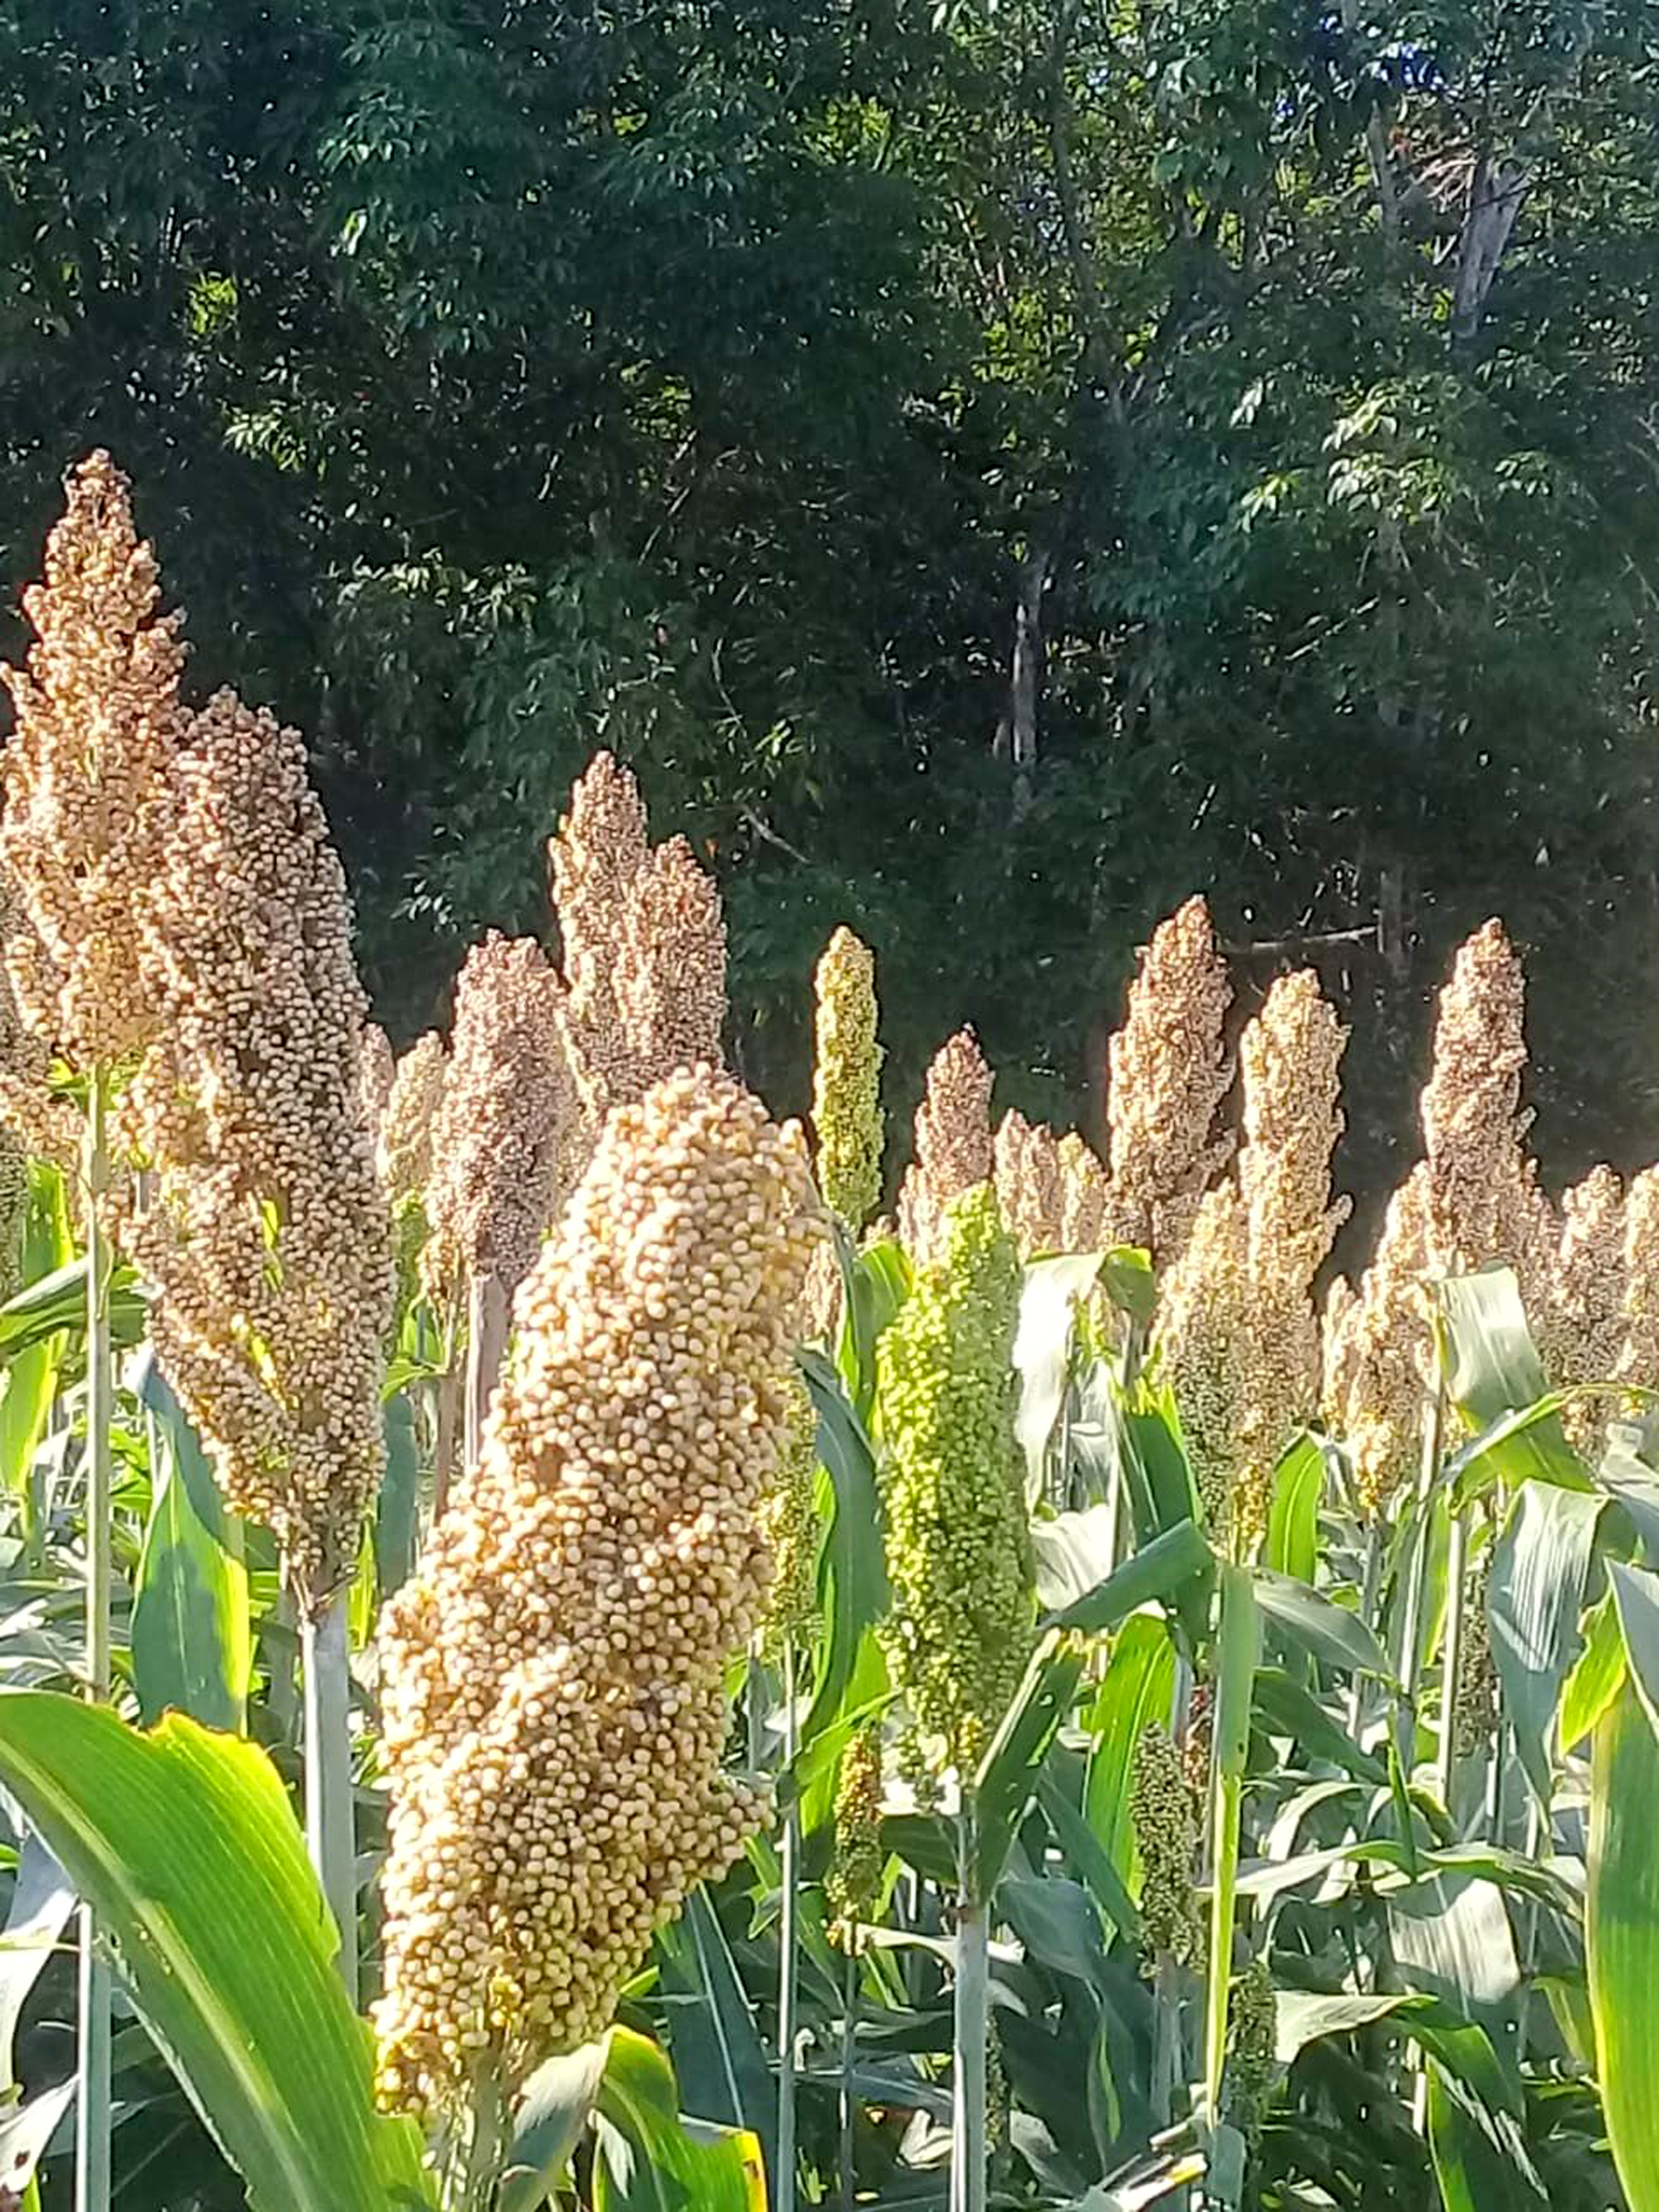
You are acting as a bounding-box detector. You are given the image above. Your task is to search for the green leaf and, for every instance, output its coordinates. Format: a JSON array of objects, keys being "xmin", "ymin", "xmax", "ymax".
[
  {"xmin": 0, "ymin": 1694, "xmax": 432, "ymax": 2211},
  {"xmin": 1014, "ymin": 1254, "xmax": 1104, "ymax": 1491},
  {"xmin": 798, "ymin": 1349, "xmax": 888, "ymax": 1748},
  {"xmin": 0, "ymin": 2076, "xmax": 75, "ymax": 2199},
  {"xmin": 1488, "ymin": 1480, "xmax": 1605, "ymax": 1801},
  {"xmin": 1083, "ymin": 1616, "xmax": 1175, "ymax": 1886},
  {"xmin": 1598, "ymin": 1445, "xmax": 1659, "ymax": 1562},
  {"xmin": 1425, "ymin": 2057, "xmax": 1549, "ymax": 2211},
  {"xmin": 1049, "ymin": 1517, "xmax": 1211, "ymax": 1635},
  {"xmin": 1589, "ymin": 1685, "xmax": 1659, "ymax": 2212},
  {"xmin": 1097, "ymin": 1247, "xmax": 1155, "ymax": 1328},
  {"xmin": 1263, "ymin": 1434, "xmax": 1324, "ymax": 1582},
  {"xmin": 1035, "ymin": 1769, "xmax": 1140, "ymax": 1946},
  {"xmin": 0, "ymin": 1257, "xmax": 145, "ymax": 1361},
  {"xmin": 0, "ymin": 1340, "xmax": 57, "ymax": 1524},
  {"xmin": 834, "ymin": 1232, "xmax": 909, "ymax": 1421},
  {"xmin": 1252, "ymin": 1568, "xmax": 1392, "ymax": 1681},
  {"xmin": 1561, "ymin": 1590, "xmax": 1627, "ymax": 1752},
  {"xmin": 0, "ymin": 1835, "xmax": 73, "ymax": 2087},
  {"xmin": 501, "ymin": 2042, "xmax": 610, "ymax": 2212},
  {"xmin": 1251, "ymin": 1667, "xmax": 1387, "ymax": 1782},
  {"xmin": 973, "ymin": 1628, "xmax": 1088, "ymax": 1896},
  {"xmin": 131, "ymin": 1352, "xmax": 251, "ymax": 1733},
  {"xmin": 1609, "ymin": 1560, "xmax": 1659, "ymax": 1737},
  {"xmin": 1273, "ymin": 1989, "xmax": 1419, "ymax": 2064},
  {"xmin": 594, "ymin": 2027, "xmax": 765, "ymax": 2212},
  {"xmin": 1117, "ymin": 1387, "xmax": 1202, "ymax": 1552},
  {"xmin": 656, "ymin": 1891, "xmax": 776, "ymax": 2180},
  {"xmin": 1433, "ymin": 1270, "xmax": 1586, "ymax": 1494},
  {"xmin": 1204, "ymin": 1566, "xmax": 1259, "ymax": 2109}
]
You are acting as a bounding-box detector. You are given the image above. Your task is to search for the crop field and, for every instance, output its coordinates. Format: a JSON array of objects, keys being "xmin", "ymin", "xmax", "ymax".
[{"xmin": 0, "ymin": 455, "xmax": 1654, "ymax": 2212}]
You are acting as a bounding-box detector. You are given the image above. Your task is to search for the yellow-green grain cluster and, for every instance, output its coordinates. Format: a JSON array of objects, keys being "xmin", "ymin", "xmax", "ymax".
[
  {"xmin": 876, "ymin": 1181, "xmax": 1034, "ymax": 1775},
  {"xmin": 1131, "ymin": 1721, "xmax": 1204, "ymax": 1971},
  {"xmin": 812, "ymin": 926, "xmax": 885, "ymax": 1228}
]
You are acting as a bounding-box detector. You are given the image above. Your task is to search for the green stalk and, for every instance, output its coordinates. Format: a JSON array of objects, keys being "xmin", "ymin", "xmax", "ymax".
[
  {"xmin": 1203, "ymin": 1565, "xmax": 1260, "ymax": 2123},
  {"xmin": 838, "ymin": 1938, "xmax": 859, "ymax": 2212},
  {"xmin": 464, "ymin": 1270, "xmax": 509, "ymax": 1476},
  {"xmin": 75, "ymin": 1072, "xmax": 112, "ymax": 2212},
  {"xmin": 1152, "ymin": 1647, "xmax": 1195, "ymax": 2131},
  {"xmin": 302, "ymin": 1593, "xmax": 358, "ymax": 2003},
  {"xmin": 776, "ymin": 1643, "xmax": 800, "ymax": 2212},
  {"xmin": 951, "ymin": 1790, "xmax": 988, "ymax": 2212},
  {"xmin": 1394, "ymin": 1384, "xmax": 1445, "ymax": 1776},
  {"xmin": 1434, "ymin": 1510, "xmax": 1468, "ymax": 1815},
  {"xmin": 1346, "ymin": 1523, "xmax": 1384, "ymax": 1738}
]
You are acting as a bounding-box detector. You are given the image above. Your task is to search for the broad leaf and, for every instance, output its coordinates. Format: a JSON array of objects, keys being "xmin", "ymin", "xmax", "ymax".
[
  {"xmin": 131, "ymin": 1351, "xmax": 251, "ymax": 1733},
  {"xmin": 656, "ymin": 1890, "xmax": 776, "ymax": 2180},
  {"xmin": 1014, "ymin": 1254, "xmax": 1105, "ymax": 1492},
  {"xmin": 1610, "ymin": 1560, "xmax": 1659, "ymax": 1740},
  {"xmin": 1263, "ymin": 1434, "xmax": 1324, "ymax": 1583},
  {"xmin": 0, "ymin": 1694, "xmax": 431, "ymax": 2212},
  {"xmin": 1050, "ymin": 1518, "xmax": 1211, "ymax": 1635},
  {"xmin": 799, "ymin": 1349, "xmax": 888, "ymax": 1748},
  {"xmin": 1589, "ymin": 1685, "xmax": 1659, "ymax": 2212},
  {"xmin": 1433, "ymin": 1269, "xmax": 1586, "ymax": 1494},
  {"xmin": 973, "ymin": 1628, "xmax": 1087, "ymax": 1895},
  {"xmin": 594, "ymin": 2026, "xmax": 765, "ymax": 2212},
  {"xmin": 1083, "ymin": 1616, "xmax": 1175, "ymax": 1886},
  {"xmin": 1488, "ymin": 1480, "xmax": 1604, "ymax": 1801},
  {"xmin": 502, "ymin": 2041, "xmax": 610, "ymax": 2212},
  {"xmin": 1252, "ymin": 1568, "xmax": 1391, "ymax": 1682},
  {"xmin": 1560, "ymin": 1591, "xmax": 1627, "ymax": 1753}
]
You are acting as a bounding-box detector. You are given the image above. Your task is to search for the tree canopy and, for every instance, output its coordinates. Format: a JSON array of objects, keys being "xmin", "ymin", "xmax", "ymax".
[{"xmin": 4, "ymin": 0, "xmax": 1658, "ymax": 1194}]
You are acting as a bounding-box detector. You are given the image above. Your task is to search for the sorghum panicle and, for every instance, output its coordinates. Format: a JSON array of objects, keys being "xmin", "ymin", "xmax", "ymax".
[
  {"xmin": 360, "ymin": 1022, "xmax": 397, "ymax": 1142},
  {"xmin": 1107, "ymin": 896, "xmax": 1233, "ymax": 1270},
  {"xmin": 1540, "ymin": 1165, "xmax": 1626, "ymax": 1456},
  {"xmin": 877, "ymin": 1181, "xmax": 1034, "ymax": 1777},
  {"xmin": 548, "ymin": 752, "xmax": 726, "ymax": 1126},
  {"xmin": 1419, "ymin": 920, "xmax": 1547, "ymax": 1279},
  {"xmin": 1231, "ymin": 971, "xmax": 1350, "ymax": 1536},
  {"xmin": 377, "ymin": 1031, "xmax": 448, "ymax": 1207},
  {"xmin": 1130, "ymin": 1722, "xmax": 1204, "ymax": 1971},
  {"xmin": 127, "ymin": 688, "xmax": 392, "ymax": 1608},
  {"xmin": 1158, "ymin": 1181, "xmax": 1249, "ymax": 1536},
  {"xmin": 374, "ymin": 1068, "xmax": 820, "ymax": 2114},
  {"xmin": 1057, "ymin": 1130, "xmax": 1111, "ymax": 1252},
  {"xmin": 1322, "ymin": 1165, "xmax": 1432, "ymax": 1520},
  {"xmin": 0, "ymin": 450, "xmax": 185, "ymax": 1078},
  {"xmin": 421, "ymin": 934, "xmax": 578, "ymax": 1311},
  {"xmin": 1620, "ymin": 1166, "xmax": 1659, "ymax": 1398},
  {"xmin": 811, "ymin": 926, "xmax": 885, "ymax": 1229},
  {"xmin": 827, "ymin": 1723, "xmax": 886, "ymax": 1937},
  {"xmin": 993, "ymin": 1108, "xmax": 1064, "ymax": 1259},
  {"xmin": 760, "ymin": 1370, "xmax": 820, "ymax": 1660},
  {"xmin": 895, "ymin": 1028, "xmax": 993, "ymax": 1262}
]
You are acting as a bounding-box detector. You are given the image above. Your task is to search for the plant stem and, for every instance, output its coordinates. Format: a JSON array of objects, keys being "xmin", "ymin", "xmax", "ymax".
[
  {"xmin": 464, "ymin": 1271, "xmax": 509, "ymax": 1475},
  {"xmin": 432, "ymin": 1362, "xmax": 459, "ymax": 1523},
  {"xmin": 1204, "ymin": 1771, "xmax": 1243, "ymax": 2115},
  {"xmin": 1151, "ymin": 1958, "xmax": 1180, "ymax": 2129},
  {"xmin": 1435, "ymin": 1510, "xmax": 1468, "ymax": 1817},
  {"xmin": 776, "ymin": 1643, "xmax": 800, "ymax": 2212},
  {"xmin": 838, "ymin": 1937, "xmax": 859, "ymax": 2212},
  {"xmin": 76, "ymin": 1072, "xmax": 112, "ymax": 2212},
  {"xmin": 951, "ymin": 1791, "xmax": 987, "ymax": 2212},
  {"xmin": 1394, "ymin": 1384, "xmax": 1445, "ymax": 1776},
  {"xmin": 1347, "ymin": 1522, "xmax": 1384, "ymax": 1739},
  {"xmin": 302, "ymin": 1593, "xmax": 358, "ymax": 2004}
]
